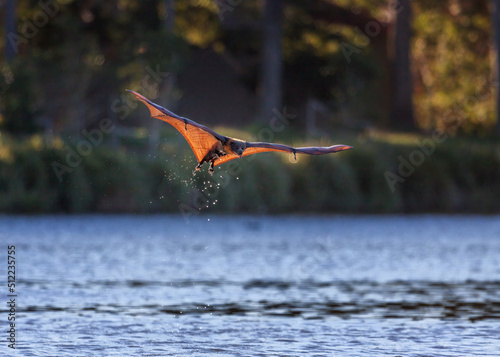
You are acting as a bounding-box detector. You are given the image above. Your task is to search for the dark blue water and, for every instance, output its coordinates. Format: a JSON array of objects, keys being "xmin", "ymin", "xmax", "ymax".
[{"xmin": 1, "ymin": 215, "xmax": 500, "ymax": 356}]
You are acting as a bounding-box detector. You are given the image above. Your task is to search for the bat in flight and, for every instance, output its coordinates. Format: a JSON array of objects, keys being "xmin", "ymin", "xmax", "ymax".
[{"xmin": 128, "ymin": 90, "xmax": 353, "ymax": 174}]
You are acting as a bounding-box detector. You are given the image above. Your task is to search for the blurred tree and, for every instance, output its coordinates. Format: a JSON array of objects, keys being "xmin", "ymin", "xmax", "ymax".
[
  {"xmin": 413, "ymin": 0, "xmax": 493, "ymax": 134},
  {"xmin": 283, "ymin": 3, "xmax": 377, "ymax": 96},
  {"xmin": 164, "ymin": 0, "xmax": 175, "ymax": 31},
  {"xmin": 4, "ymin": 0, "xmax": 16, "ymax": 60},
  {"xmin": 284, "ymin": 0, "xmax": 384, "ymax": 128},
  {"xmin": 148, "ymin": 0, "xmax": 178, "ymax": 155},
  {"xmin": 0, "ymin": 0, "xmax": 188, "ymax": 137},
  {"xmin": 1, "ymin": 0, "xmax": 496, "ymax": 138},
  {"xmin": 389, "ymin": 0, "xmax": 415, "ymax": 131},
  {"xmin": 1, "ymin": 60, "xmax": 38, "ymax": 133},
  {"xmin": 257, "ymin": 0, "xmax": 283, "ymax": 121},
  {"xmin": 491, "ymin": 0, "xmax": 500, "ymax": 135}
]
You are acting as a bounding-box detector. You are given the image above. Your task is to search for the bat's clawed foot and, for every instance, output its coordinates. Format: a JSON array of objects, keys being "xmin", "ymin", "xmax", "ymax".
[
  {"xmin": 208, "ymin": 161, "xmax": 215, "ymax": 175},
  {"xmin": 193, "ymin": 163, "xmax": 202, "ymax": 175}
]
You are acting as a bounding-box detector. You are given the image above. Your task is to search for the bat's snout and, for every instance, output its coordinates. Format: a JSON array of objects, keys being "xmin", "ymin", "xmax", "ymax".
[
  {"xmin": 229, "ymin": 140, "xmax": 246, "ymax": 158},
  {"xmin": 234, "ymin": 147, "xmax": 245, "ymax": 157}
]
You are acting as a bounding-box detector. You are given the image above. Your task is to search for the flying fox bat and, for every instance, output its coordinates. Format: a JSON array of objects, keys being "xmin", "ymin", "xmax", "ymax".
[{"xmin": 128, "ymin": 90, "xmax": 353, "ymax": 174}]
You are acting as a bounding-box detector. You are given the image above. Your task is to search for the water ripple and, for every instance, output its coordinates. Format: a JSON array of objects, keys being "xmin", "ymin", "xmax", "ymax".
[{"xmin": 10, "ymin": 279, "xmax": 500, "ymax": 321}]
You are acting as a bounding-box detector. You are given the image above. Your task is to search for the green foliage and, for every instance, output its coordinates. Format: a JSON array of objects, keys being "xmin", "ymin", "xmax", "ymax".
[
  {"xmin": 347, "ymin": 144, "xmax": 396, "ymax": 212},
  {"xmin": 283, "ymin": 2, "xmax": 378, "ymax": 110},
  {"xmin": 175, "ymin": 0, "xmax": 221, "ymax": 47},
  {"xmin": 2, "ymin": 0, "xmax": 497, "ymax": 135},
  {"xmin": 215, "ymin": 154, "xmax": 292, "ymax": 213},
  {"xmin": 1, "ymin": 132, "xmax": 500, "ymax": 214},
  {"xmin": 0, "ymin": 137, "xmax": 57, "ymax": 212},
  {"xmin": 0, "ymin": 60, "xmax": 39, "ymax": 133},
  {"xmin": 1, "ymin": 0, "xmax": 189, "ymax": 135},
  {"xmin": 413, "ymin": 1, "xmax": 494, "ymax": 134}
]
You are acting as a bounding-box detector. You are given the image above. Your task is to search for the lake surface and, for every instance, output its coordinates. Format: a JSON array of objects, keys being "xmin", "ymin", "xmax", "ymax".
[{"xmin": 1, "ymin": 214, "xmax": 500, "ymax": 356}]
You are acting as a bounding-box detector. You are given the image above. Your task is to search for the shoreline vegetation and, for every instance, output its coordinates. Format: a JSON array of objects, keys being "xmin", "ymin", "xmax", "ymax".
[{"xmin": 1, "ymin": 130, "xmax": 499, "ymax": 214}]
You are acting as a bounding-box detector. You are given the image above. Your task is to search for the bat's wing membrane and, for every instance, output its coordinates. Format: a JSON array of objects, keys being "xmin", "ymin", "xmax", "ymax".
[
  {"xmin": 213, "ymin": 142, "xmax": 292, "ymax": 167},
  {"xmin": 213, "ymin": 142, "xmax": 353, "ymax": 167},
  {"xmin": 292, "ymin": 144, "xmax": 354, "ymax": 155},
  {"xmin": 129, "ymin": 90, "xmax": 353, "ymax": 168},
  {"xmin": 128, "ymin": 90, "xmax": 227, "ymax": 163},
  {"xmin": 213, "ymin": 152, "xmax": 239, "ymax": 167}
]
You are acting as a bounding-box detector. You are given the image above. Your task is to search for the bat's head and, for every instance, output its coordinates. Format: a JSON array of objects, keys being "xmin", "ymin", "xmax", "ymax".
[{"xmin": 230, "ymin": 140, "xmax": 246, "ymax": 157}]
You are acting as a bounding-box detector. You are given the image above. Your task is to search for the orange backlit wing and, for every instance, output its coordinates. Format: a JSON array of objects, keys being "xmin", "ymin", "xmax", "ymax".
[
  {"xmin": 129, "ymin": 90, "xmax": 353, "ymax": 171},
  {"xmin": 213, "ymin": 142, "xmax": 353, "ymax": 167},
  {"xmin": 128, "ymin": 90, "xmax": 227, "ymax": 163}
]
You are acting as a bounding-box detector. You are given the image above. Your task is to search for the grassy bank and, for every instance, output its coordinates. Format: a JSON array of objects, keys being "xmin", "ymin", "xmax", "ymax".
[{"xmin": 1, "ymin": 132, "xmax": 499, "ymax": 214}]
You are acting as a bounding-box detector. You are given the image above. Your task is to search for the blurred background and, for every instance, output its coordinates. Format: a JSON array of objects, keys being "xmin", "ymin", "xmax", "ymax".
[
  {"xmin": 0, "ymin": 0, "xmax": 500, "ymax": 214},
  {"xmin": 2, "ymin": 2, "xmax": 500, "ymax": 356}
]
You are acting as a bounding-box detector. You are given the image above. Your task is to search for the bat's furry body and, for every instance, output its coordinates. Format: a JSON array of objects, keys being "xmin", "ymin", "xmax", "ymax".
[{"xmin": 128, "ymin": 90, "xmax": 353, "ymax": 174}]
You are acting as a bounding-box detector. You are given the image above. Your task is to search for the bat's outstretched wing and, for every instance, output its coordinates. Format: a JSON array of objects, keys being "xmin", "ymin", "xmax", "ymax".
[
  {"xmin": 128, "ymin": 90, "xmax": 228, "ymax": 163},
  {"xmin": 129, "ymin": 91, "xmax": 353, "ymax": 170},
  {"xmin": 213, "ymin": 142, "xmax": 353, "ymax": 167}
]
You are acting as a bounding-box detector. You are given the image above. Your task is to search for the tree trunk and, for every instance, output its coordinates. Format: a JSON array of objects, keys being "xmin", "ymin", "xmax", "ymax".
[
  {"xmin": 390, "ymin": 0, "xmax": 415, "ymax": 131},
  {"xmin": 164, "ymin": 0, "xmax": 175, "ymax": 32},
  {"xmin": 5, "ymin": 0, "xmax": 16, "ymax": 60},
  {"xmin": 148, "ymin": 0, "xmax": 176, "ymax": 155},
  {"xmin": 257, "ymin": 0, "xmax": 283, "ymax": 121},
  {"xmin": 491, "ymin": 0, "xmax": 500, "ymax": 135}
]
